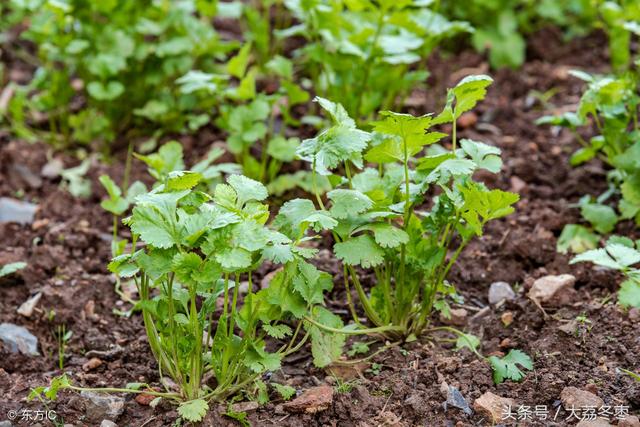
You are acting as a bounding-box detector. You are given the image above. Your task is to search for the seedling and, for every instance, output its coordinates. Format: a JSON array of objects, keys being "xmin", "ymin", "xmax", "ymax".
[
  {"xmin": 32, "ymin": 173, "xmax": 336, "ymax": 421},
  {"xmin": 571, "ymin": 236, "xmax": 640, "ymax": 308},
  {"xmin": 53, "ymin": 325, "xmax": 72, "ymax": 370}
]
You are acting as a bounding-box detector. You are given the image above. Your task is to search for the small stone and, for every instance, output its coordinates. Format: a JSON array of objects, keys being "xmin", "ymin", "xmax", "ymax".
[
  {"xmin": 457, "ymin": 112, "xmax": 478, "ymax": 128},
  {"xmin": 0, "ymin": 198, "xmax": 38, "ymax": 224},
  {"xmin": 80, "ymin": 391, "xmax": 125, "ymax": 422},
  {"xmin": 17, "ymin": 292, "xmax": 42, "ymax": 318},
  {"xmin": 473, "ymin": 391, "xmax": 515, "ymax": 423},
  {"xmin": 0, "ymin": 421, "xmax": 13, "ymax": 427},
  {"xmin": 283, "ymin": 385, "xmax": 333, "ymax": 414},
  {"xmin": 32, "ymin": 218, "xmax": 50, "ymax": 230},
  {"xmin": 440, "ymin": 308, "xmax": 468, "ymax": 326},
  {"xmin": 134, "ymin": 392, "xmax": 156, "ymax": 406},
  {"xmin": 501, "ymin": 311, "xmax": 514, "ymax": 326},
  {"xmin": 628, "ymin": 308, "xmax": 640, "ymax": 321},
  {"xmin": 41, "ymin": 158, "xmax": 64, "ymax": 179},
  {"xmin": 231, "ymin": 401, "xmax": 260, "ymax": 413},
  {"xmin": 100, "ymin": 421, "xmax": 118, "ymax": 427},
  {"xmin": 619, "ymin": 415, "xmax": 640, "ymax": 427},
  {"xmin": 528, "ymin": 274, "xmax": 576, "ymax": 306},
  {"xmin": 0, "ymin": 323, "xmax": 39, "ymax": 355},
  {"xmin": 443, "ymin": 385, "xmax": 472, "ymax": 415},
  {"xmin": 488, "ymin": 281, "xmax": 516, "ymax": 305},
  {"xmin": 509, "ymin": 176, "xmax": 527, "ymax": 193},
  {"xmin": 576, "ymin": 418, "xmax": 613, "ymax": 427},
  {"xmin": 83, "ymin": 357, "xmax": 103, "ymax": 372},
  {"xmin": 560, "ymin": 386, "xmax": 604, "ymax": 409}
]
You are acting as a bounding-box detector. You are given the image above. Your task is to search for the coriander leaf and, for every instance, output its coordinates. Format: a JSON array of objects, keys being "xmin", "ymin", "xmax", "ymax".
[
  {"xmin": 327, "ymin": 189, "xmax": 373, "ymax": 219},
  {"xmin": 618, "ymin": 279, "xmax": 640, "ymax": 308},
  {"xmin": 334, "ymin": 235, "xmax": 384, "ymax": 268},
  {"xmin": 166, "ymin": 171, "xmax": 203, "ymax": 191},
  {"xmin": 455, "ymin": 332, "xmax": 480, "ymax": 353},
  {"xmin": 0, "ymin": 261, "xmax": 27, "ymax": 278},
  {"xmin": 460, "ymin": 139, "xmax": 502, "ymax": 173},
  {"xmin": 557, "ymin": 224, "xmax": 599, "ymax": 254},
  {"xmin": 262, "ymin": 324, "xmax": 293, "ymax": 339},
  {"xmin": 581, "ymin": 203, "xmax": 618, "ymax": 234},
  {"xmin": 178, "ymin": 399, "xmax": 209, "ymax": 422},
  {"xmin": 272, "ymin": 383, "xmax": 296, "ymax": 401},
  {"xmin": 306, "ymin": 306, "xmax": 346, "ymax": 368},
  {"xmin": 488, "ymin": 349, "xmax": 533, "ymax": 384},
  {"xmin": 360, "ymin": 223, "xmax": 409, "ymax": 248},
  {"xmin": 228, "ymin": 175, "xmax": 268, "ymax": 205}
]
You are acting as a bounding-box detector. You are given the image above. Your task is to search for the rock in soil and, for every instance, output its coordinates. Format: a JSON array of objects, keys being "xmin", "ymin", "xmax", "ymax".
[
  {"xmin": 442, "ymin": 384, "xmax": 472, "ymax": 415},
  {"xmin": 528, "ymin": 274, "xmax": 576, "ymax": 306},
  {"xmin": 440, "ymin": 308, "xmax": 468, "ymax": 326},
  {"xmin": 560, "ymin": 386, "xmax": 604, "ymax": 409},
  {"xmin": 100, "ymin": 421, "xmax": 118, "ymax": 427},
  {"xmin": 231, "ymin": 401, "xmax": 260, "ymax": 413},
  {"xmin": 0, "ymin": 323, "xmax": 39, "ymax": 355},
  {"xmin": 620, "ymin": 415, "xmax": 640, "ymax": 427},
  {"xmin": 488, "ymin": 281, "xmax": 516, "ymax": 305},
  {"xmin": 0, "ymin": 197, "xmax": 38, "ymax": 224},
  {"xmin": 79, "ymin": 391, "xmax": 124, "ymax": 422},
  {"xmin": 17, "ymin": 292, "xmax": 42, "ymax": 318},
  {"xmin": 134, "ymin": 392, "xmax": 156, "ymax": 406},
  {"xmin": 82, "ymin": 357, "xmax": 103, "ymax": 372},
  {"xmin": 283, "ymin": 385, "xmax": 333, "ymax": 414},
  {"xmin": 473, "ymin": 391, "xmax": 515, "ymax": 423}
]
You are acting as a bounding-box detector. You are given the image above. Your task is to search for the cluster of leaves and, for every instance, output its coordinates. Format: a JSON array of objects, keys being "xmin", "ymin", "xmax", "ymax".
[
  {"xmin": 103, "ymin": 172, "xmax": 336, "ymax": 420},
  {"xmin": 442, "ymin": 0, "xmax": 600, "ymax": 68},
  {"xmin": 3, "ymin": 0, "xmax": 234, "ymax": 148},
  {"xmin": 539, "ymin": 70, "xmax": 639, "ymax": 253},
  {"xmin": 282, "ymin": 0, "xmax": 471, "ymax": 118},
  {"xmin": 298, "ymin": 76, "xmax": 519, "ymax": 351},
  {"xmin": 571, "ymin": 236, "xmax": 640, "ymax": 308}
]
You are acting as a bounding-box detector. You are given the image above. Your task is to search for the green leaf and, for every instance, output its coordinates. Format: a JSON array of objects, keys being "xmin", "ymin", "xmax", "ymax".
[
  {"xmin": 166, "ymin": 171, "xmax": 203, "ymax": 191},
  {"xmin": 455, "ymin": 333, "xmax": 480, "ymax": 353},
  {"xmin": 327, "ymin": 189, "xmax": 373, "ymax": 219},
  {"xmin": 571, "ymin": 242, "xmax": 640, "ymax": 270},
  {"xmin": 307, "ymin": 306, "xmax": 346, "ymax": 368},
  {"xmin": 488, "ymin": 349, "xmax": 533, "ymax": 384},
  {"xmin": 363, "ymin": 223, "xmax": 409, "ymax": 248},
  {"xmin": 618, "ymin": 279, "xmax": 640, "ymax": 308},
  {"xmin": 228, "ymin": 175, "xmax": 268, "ymax": 205},
  {"xmin": 460, "ymin": 139, "xmax": 502, "ymax": 173},
  {"xmin": 334, "ymin": 235, "xmax": 384, "ymax": 268},
  {"xmin": 581, "ymin": 203, "xmax": 618, "ymax": 234},
  {"xmin": 245, "ymin": 343, "xmax": 282, "ymax": 372},
  {"xmin": 0, "ymin": 261, "xmax": 27, "ymax": 278},
  {"xmin": 216, "ymin": 247, "xmax": 252, "ymax": 271},
  {"xmin": 557, "ymin": 224, "xmax": 599, "ymax": 254},
  {"xmin": 272, "ymin": 383, "xmax": 296, "ymax": 401},
  {"xmin": 435, "ymin": 75, "xmax": 493, "ymax": 124},
  {"xmin": 262, "ymin": 323, "xmax": 293, "ymax": 339},
  {"xmin": 292, "ymin": 262, "xmax": 333, "ymax": 305},
  {"xmin": 87, "ymin": 81, "xmax": 124, "ymax": 101},
  {"xmin": 178, "ymin": 399, "xmax": 209, "ymax": 422},
  {"xmin": 228, "ymin": 42, "xmax": 253, "ymax": 78}
]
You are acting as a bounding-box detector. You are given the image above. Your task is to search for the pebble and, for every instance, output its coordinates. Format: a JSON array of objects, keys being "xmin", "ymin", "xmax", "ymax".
[
  {"xmin": 0, "ymin": 197, "xmax": 38, "ymax": 224},
  {"xmin": 488, "ymin": 281, "xmax": 516, "ymax": 305},
  {"xmin": 17, "ymin": 292, "xmax": 42, "ymax": 318},
  {"xmin": 0, "ymin": 322, "xmax": 39, "ymax": 355},
  {"xmin": 231, "ymin": 401, "xmax": 260, "ymax": 412},
  {"xmin": 10, "ymin": 164, "xmax": 42, "ymax": 189},
  {"xmin": 528, "ymin": 274, "xmax": 576, "ymax": 306},
  {"xmin": 82, "ymin": 357, "xmax": 103, "ymax": 372},
  {"xmin": 100, "ymin": 421, "xmax": 118, "ymax": 427},
  {"xmin": 283, "ymin": 385, "xmax": 333, "ymax": 414},
  {"xmin": 79, "ymin": 391, "xmax": 125, "ymax": 422},
  {"xmin": 440, "ymin": 308, "xmax": 468, "ymax": 326},
  {"xmin": 628, "ymin": 308, "xmax": 639, "ymax": 321},
  {"xmin": 560, "ymin": 386, "xmax": 604, "ymax": 409},
  {"xmin": 457, "ymin": 112, "xmax": 478, "ymax": 128},
  {"xmin": 442, "ymin": 384, "xmax": 472, "ymax": 415},
  {"xmin": 473, "ymin": 391, "xmax": 515, "ymax": 423},
  {"xmin": 509, "ymin": 176, "xmax": 527, "ymax": 193},
  {"xmin": 135, "ymin": 392, "xmax": 156, "ymax": 406}
]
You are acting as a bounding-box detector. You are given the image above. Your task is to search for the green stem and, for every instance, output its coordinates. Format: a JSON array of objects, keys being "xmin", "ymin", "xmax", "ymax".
[{"xmin": 303, "ymin": 316, "xmax": 404, "ymax": 336}]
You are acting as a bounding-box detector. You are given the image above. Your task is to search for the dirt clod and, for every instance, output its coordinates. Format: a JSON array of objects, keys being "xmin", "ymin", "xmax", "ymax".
[
  {"xmin": 473, "ymin": 391, "xmax": 514, "ymax": 423},
  {"xmin": 528, "ymin": 274, "xmax": 576, "ymax": 306},
  {"xmin": 560, "ymin": 386, "xmax": 604, "ymax": 409},
  {"xmin": 283, "ymin": 385, "xmax": 334, "ymax": 414}
]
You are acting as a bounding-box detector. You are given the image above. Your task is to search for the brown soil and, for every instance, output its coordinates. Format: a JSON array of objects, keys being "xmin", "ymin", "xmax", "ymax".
[{"xmin": 1, "ymin": 28, "xmax": 638, "ymax": 427}]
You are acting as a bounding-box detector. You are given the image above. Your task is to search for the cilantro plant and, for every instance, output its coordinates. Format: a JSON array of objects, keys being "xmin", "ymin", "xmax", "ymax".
[
  {"xmin": 34, "ymin": 173, "xmax": 336, "ymax": 421},
  {"xmin": 538, "ymin": 69, "xmax": 639, "ymax": 247},
  {"xmin": 7, "ymin": 0, "xmax": 232, "ymax": 149},
  {"xmin": 442, "ymin": 0, "xmax": 599, "ymax": 68},
  {"xmin": 298, "ymin": 76, "xmax": 519, "ymax": 342},
  {"xmin": 571, "ymin": 236, "xmax": 640, "ymax": 308},
  {"xmin": 282, "ymin": 0, "xmax": 470, "ymax": 119}
]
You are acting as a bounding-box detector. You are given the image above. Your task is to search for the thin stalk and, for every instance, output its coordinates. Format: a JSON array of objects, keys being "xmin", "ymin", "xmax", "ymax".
[
  {"xmin": 303, "ymin": 316, "xmax": 404, "ymax": 336},
  {"xmin": 354, "ymin": 10, "xmax": 385, "ymax": 119},
  {"xmin": 123, "ymin": 139, "xmax": 134, "ymax": 192}
]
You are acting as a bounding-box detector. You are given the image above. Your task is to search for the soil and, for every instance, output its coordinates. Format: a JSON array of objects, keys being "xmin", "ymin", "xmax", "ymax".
[{"xmin": 1, "ymin": 28, "xmax": 638, "ymax": 427}]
